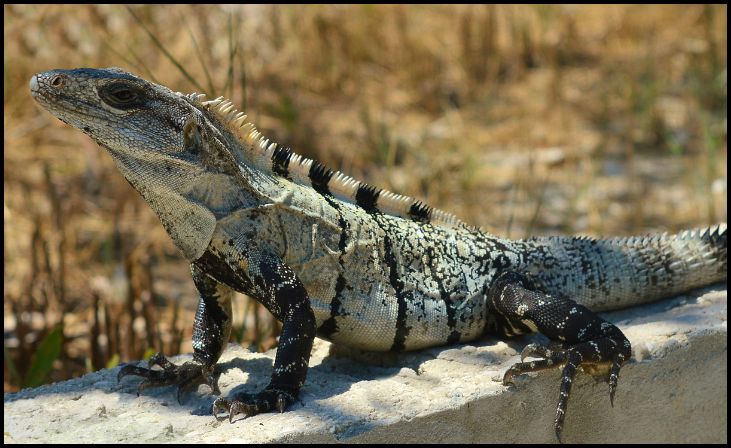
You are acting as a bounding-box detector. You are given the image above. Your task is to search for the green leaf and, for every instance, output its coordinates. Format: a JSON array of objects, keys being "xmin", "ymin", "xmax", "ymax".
[
  {"xmin": 106, "ymin": 354, "xmax": 121, "ymax": 369},
  {"xmin": 4, "ymin": 344, "xmax": 21, "ymax": 387},
  {"xmin": 142, "ymin": 347, "xmax": 157, "ymax": 361},
  {"xmin": 24, "ymin": 325, "xmax": 64, "ymax": 388}
]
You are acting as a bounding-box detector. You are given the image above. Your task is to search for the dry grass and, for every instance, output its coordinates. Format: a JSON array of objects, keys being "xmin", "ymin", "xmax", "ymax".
[{"xmin": 4, "ymin": 5, "xmax": 727, "ymax": 390}]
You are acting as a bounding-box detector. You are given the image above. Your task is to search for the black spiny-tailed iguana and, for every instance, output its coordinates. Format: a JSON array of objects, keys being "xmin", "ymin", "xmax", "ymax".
[{"xmin": 30, "ymin": 68, "xmax": 727, "ymax": 442}]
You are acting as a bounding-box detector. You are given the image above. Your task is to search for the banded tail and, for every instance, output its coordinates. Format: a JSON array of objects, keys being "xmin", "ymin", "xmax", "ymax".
[{"xmin": 526, "ymin": 223, "xmax": 727, "ymax": 311}]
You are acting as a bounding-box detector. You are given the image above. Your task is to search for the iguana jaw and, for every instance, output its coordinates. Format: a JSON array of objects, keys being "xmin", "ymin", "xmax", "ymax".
[{"xmin": 31, "ymin": 68, "xmax": 217, "ymax": 260}]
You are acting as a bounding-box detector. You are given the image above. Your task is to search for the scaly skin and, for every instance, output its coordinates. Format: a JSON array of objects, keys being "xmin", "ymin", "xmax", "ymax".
[{"xmin": 31, "ymin": 68, "xmax": 726, "ymax": 441}]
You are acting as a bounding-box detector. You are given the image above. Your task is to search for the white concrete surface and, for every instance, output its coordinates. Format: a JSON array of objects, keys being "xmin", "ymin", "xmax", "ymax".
[{"xmin": 4, "ymin": 285, "xmax": 726, "ymax": 443}]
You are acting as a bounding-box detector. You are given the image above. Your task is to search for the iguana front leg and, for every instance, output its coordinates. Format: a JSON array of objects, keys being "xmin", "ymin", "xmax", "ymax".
[
  {"xmin": 486, "ymin": 271, "xmax": 632, "ymax": 443},
  {"xmin": 117, "ymin": 264, "xmax": 232, "ymax": 401},
  {"xmin": 204, "ymin": 247, "xmax": 317, "ymax": 422}
]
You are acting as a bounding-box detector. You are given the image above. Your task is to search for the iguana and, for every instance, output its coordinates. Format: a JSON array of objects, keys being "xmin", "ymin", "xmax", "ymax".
[{"xmin": 30, "ymin": 67, "xmax": 727, "ymax": 442}]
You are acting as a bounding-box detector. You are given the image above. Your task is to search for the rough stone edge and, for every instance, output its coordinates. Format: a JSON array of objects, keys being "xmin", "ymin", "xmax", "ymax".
[{"xmin": 4, "ymin": 286, "xmax": 727, "ymax": 444}]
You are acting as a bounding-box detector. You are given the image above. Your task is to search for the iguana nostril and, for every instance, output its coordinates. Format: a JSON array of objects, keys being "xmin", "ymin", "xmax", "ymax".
[{"xmin": 51, "ymin": 74, "xmax": 65, "ymax": 87}]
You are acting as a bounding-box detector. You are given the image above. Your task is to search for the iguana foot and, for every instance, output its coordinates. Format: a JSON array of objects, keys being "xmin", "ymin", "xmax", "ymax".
[
  {"xmin": 502, "ymin": 339, "xmax": 629, "ymax": 443},
  {"xmin": 117, "ymin": 352, "xmax": 219, "ymax": 403},
  {"xmin": 487, "ymin": 270, "xmax": 633, "ymax": 442},
  {"xmin": 502, "ymin": 342, "xmax": 567, "ymax": 385},
  {"xmin": 212, "ymin": 386, "xmax": 297, "ymax": 422}
]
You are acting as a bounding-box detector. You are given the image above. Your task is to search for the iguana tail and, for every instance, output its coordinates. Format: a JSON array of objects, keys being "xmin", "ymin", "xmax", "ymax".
[{"xmin": 525, "ymin": 223, "xmax": 727, "ymax": 311}]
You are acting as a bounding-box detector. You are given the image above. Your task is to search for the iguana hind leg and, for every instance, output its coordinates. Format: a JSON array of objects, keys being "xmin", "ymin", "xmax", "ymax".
[{"xmin": 486, "ymin": 271, "xmax": 632, "ymax": 443}]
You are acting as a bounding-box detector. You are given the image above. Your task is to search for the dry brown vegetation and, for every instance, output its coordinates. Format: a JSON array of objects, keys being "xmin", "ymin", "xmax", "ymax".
[{"xmin": 4, "ymin": 5, "xmax": 727, "ymax": 391}]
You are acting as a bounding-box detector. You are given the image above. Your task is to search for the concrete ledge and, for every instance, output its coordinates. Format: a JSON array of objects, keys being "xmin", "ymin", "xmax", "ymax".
[{"xmin": 4, "ymin": 285, "xmax": 727, "ymax": 443}]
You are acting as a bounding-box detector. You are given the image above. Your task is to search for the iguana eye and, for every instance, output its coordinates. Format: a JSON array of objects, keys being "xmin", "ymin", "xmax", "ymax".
[
  {"xmin": 100, "ymin": 82, "xmax": 142, "ymax": 108},
  {"xmin": 111, "ymin": 88, "xmax": 134, "ymax": 102}
]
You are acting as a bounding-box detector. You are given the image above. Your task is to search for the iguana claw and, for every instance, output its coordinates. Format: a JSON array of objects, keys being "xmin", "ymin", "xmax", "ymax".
[
  {"xmin": 117, "ymin": 353, "xmax": 219, "ymax": 402},
  {"xmin": 212, "ymin": 387, "xmax": 296, "ymax": 422}
]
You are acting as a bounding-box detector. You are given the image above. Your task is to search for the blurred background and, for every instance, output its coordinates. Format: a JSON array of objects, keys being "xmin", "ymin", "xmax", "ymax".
[{"xmin": 4, "ymin": 5, "xmax": 727, "ymax": 391}]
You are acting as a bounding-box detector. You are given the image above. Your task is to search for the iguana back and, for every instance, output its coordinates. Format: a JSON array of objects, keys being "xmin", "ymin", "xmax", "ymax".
[{"xmin": 30, "ymin": 67, "xmax": 726, "ymax": 441}]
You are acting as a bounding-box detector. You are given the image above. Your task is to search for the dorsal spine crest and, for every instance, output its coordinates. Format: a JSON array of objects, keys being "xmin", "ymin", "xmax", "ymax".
[{"xmin": 196, "ymin": 93, "xmax": 465, "ymax": 229}]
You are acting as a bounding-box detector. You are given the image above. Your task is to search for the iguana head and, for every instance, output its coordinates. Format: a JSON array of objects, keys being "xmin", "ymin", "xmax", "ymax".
[
  {"xmin": 30, "ymin": 67, "xmax": 195, "ymax": 153},
  {"xmin": 30, "ymin": 67, "xmax": 222, "ymax": 260},
  {"xmin": 31, "ymin": 67, "xmax": 469, "ymax": 259}
]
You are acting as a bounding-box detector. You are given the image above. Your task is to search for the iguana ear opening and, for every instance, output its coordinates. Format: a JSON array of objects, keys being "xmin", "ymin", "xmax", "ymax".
[{"xmin": 183, "ymin": 119, "xmax": 203, "ymax": 155}]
